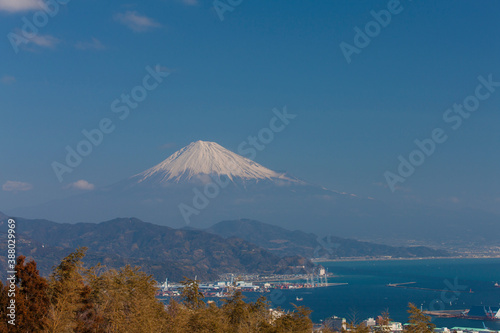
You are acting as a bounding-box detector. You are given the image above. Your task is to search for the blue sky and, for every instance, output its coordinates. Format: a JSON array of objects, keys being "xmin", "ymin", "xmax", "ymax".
[{"xmin": 1, "ymin": 0, "xmax": 499, "ymax": 216}]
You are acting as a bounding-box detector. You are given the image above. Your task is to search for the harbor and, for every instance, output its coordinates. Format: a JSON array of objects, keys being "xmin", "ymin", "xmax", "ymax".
[{"xmin": 156, "ymin": 269, "xmax": 348, "ymax": 298}]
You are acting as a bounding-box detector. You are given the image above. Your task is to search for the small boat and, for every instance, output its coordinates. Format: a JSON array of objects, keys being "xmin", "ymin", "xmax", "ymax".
[
  {"xmin": 494, "ymin": 282, "xmax": 500, "ymax": 288},
  {"xmin": 295, "ymin": 297, "xmax": 303, "ymax": 301}
]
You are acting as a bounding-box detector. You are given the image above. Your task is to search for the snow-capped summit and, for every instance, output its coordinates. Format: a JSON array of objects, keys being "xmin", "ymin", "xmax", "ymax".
[{"xmin": 134, "ymin": 140, "xmax": 292, "ymax": 184}]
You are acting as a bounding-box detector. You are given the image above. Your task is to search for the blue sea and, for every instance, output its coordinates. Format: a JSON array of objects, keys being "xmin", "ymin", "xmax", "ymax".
[{"xmin": 264, "ymin": 258, "xmax": 500, "ymax": 330}]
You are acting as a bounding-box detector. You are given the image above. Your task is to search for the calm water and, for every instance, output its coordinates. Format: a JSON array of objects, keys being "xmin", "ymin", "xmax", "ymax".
[{"xmin": 266, "ymin": 258, "xmax": 500, "ymax": 330}]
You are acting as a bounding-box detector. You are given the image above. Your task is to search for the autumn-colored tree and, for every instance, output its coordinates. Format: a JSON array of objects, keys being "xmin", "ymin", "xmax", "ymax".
[
  {"xmin": 374, "ymin": 310, "xmax": 392, "ymax": 333},
  {"xmin": 0, "ymin": 256, "xmax": 50, "ymax": 333},
  {"xmin": 169, "ymin": 280, "xmax": 315, "ymax": 333},
  {"xmin": 180, "ymin": 277, "xmax": 205, "ymax": 310},
  {"xmin": 0, "ymin": 248, "xmax": 319, "ymax": 333},
  {"xmin": 342, "ymin": 310, "xmax": 369, "ymax": 333},
  {"xmin": 272, "ymin": 305, "xmax": 313, "ymax": 333},
  {"xmin": 222, "ymin": 290, "xmax": 249, "ymax": 330},
  {"xmin": 0, "ymin": 282, "xmax": 8, "ymax": 333},
  {"xmin": 343, "ymin": 321, "xmax": 370, "ymax": 333},
  {"xmin": 45, "ymin": 247, "xmax": 89, "ymax": 333},
  {"xmin": 74, "ymin": 284, "xmax": 104, "ymax": 333},
  {"xmin": 83, "ymin": 264, "xmax": 168, "ymax": 333},
  {"xmin": 164, "ymin": 299, "xmax": 191, "ymax": 333},
  {"xmin": 405, "ymin": 303, "xmax": 435, "ymax": 333},
  {"xmin": 15, "ymin": 256, "xmax": 50, "ymax": 332},
  {"xmin": 185, "ymin": 302, "xmax": 230, "ymax": 333}
]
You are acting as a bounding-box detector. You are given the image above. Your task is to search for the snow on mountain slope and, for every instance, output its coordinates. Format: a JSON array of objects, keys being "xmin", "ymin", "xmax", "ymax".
[{"xmin": 134, "ymin": 140, "xmax": 295, "ymax": 184}]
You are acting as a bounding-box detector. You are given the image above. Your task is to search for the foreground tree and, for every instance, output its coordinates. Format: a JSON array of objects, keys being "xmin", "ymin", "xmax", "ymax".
[
  {"xmin": 1, "ymin": 249, "xmax": 316, "ymax": 332},
  {"xmin": 173, "ymin": 279, "xmax": 313, "ymax": 333},
  {"xmin": 86, "ymin": 265, "xmax": 168, "ymax": 333},
  {"xmin": 273, "ymin": 305, "xmax": 314, "ymax": 333},
  {"xmin": 0, "ymin": 256, "xmax": 50, "ymax": 333},
  {"xmin": 45, "ymin": 248, "xmax": 89, "ymax": 333},
  {"xmin": 222, "ymin": 290, "xmax": 249, "ymax": 330},
  {"xmin": 180, "ymin": 277, "xmax": 205, "ymax": 310},
  {"xmin": 343, "ymin": 321, "xmax": 370, "ymax": 333},
  {"xmin": 342, "ymin": 310, "xmax": 369, "ymax": 333},
  {"xmin": 404, "ymin": 303, "xmax": 435, "ymax": 333},
  {"xmin": 374, "ymin": 310, "xmax": 392, "ymax": 333}
]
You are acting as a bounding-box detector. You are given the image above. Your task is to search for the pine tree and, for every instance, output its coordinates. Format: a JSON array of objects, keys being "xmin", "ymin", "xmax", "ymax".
[
  {"xmin": 180, "ymin": 277, "xmax": 205, "ymax": 310},
  {"xmin": 86, "ymin": 265, "xmax": 168, "ymax": 333},
  {"xmin": 273, "ymin": 305, "xmax": 313, "ymax": 333},
  {"xmin": 405, "ymin": 303, "xmax": 435, "ymax": 333},
  {"xmin": 222, "ymin": 289, "xmax": 249, "ymax": 330},
  {"xmin": 45, "ymin": 247, "xmax": 89, "ymax": 333}
]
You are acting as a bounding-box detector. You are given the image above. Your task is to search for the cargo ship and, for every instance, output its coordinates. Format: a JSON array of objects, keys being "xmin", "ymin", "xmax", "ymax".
[
  {"xmin": 426, "ymin": 306, "xmax": 500, "ymax": 321},
  {"xmin": 466, "ymin": 306, "xmax": 500, "ymax": 321}
]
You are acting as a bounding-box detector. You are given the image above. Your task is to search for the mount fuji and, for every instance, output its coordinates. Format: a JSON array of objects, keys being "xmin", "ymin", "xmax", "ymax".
[
  {"xmin": 8, "ymin": 141, "xmax": 500, "ymax": 244},
  {"xmin": 133, "ymin": 140, "xmax": 298, "ymax": 185}
]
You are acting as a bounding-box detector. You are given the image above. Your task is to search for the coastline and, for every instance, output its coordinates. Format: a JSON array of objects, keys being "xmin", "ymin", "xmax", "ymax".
[{"xmin": 312, "ymin": 255, "xmax": 500, "ymax": 263}]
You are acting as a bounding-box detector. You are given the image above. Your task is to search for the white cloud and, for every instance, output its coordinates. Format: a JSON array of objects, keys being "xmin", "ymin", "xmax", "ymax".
[
  {"xmin": 66, "ymin": 180, "xmax": 95, "ymax": 191},
  {"xmin": 29, "ymin": 34, "xmax": 59, "ymax": 47},
  {"xmin": 2, "ymin": 180, "xmax": 33, "ymax": 192},
  {"xmin": 1, "ymin": 75, "xmax": 16, "ymax": 84},
  {"xmin": 0, "ymin": 0, "xmax": 42, "ymax": 13},
  {"xmin": 11, "ymin": 30, "xmax": 60, "ymax": 52},
  {"xmin": 113, "ymin": 11, "xmax": 162, "ymax": 32},
  {"xmin": 75, "ymin": 37, "xmax": 105, "ymax": 50}
]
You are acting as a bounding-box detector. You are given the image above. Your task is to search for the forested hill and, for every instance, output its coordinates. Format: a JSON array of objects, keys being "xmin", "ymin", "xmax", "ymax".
[
  {"xmin": 206, "ymin": 219, "xmax": 450, "ymax": 259},
  {"xmin": 0, "ymin": 214, "xmax": 312, "ymax": 281}
]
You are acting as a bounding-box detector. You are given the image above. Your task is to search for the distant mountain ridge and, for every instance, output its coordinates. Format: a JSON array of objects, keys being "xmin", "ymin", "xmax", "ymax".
[
  {"xmin": 0, "ymin": 213, "xmax": 312, "ymax": 281},
  {"xmin": 206, "ymin": 219, "xmax": 450, "ymax": 259},
  {"xmin": 0, "ymin": 212, "xmax": 450, "ymax": 285}
]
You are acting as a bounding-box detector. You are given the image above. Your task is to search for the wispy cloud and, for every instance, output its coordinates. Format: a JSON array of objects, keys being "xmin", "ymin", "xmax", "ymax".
[
  {"xmin": 2, "ymin": 180, "xmax": 33, "ymax": 192},
  {"xmin": 436, "ymin": 196, "xmax": 462, "ymax": 205},
  {"xmin": 29, "ymin": 34, "xmax": 59, "ymax": 48},
  {"xmin": 11, "ymin": 30, "xmax": 60, "ymax": 51},
  {"xmin": 0, "ymin": 0, "xmax": 42, "ymax": 13},
  {"xmin": 75, "ymin": 37, "xmax": 105, "ymax": 50},
  {"xmin": 372, "ymin": 181, "xmax": 411, "ymax": 193},
  {"xmin": 9, "ymin": 28, "xmax": 60, "ymax": 53},
  {"xmin": 113, "ymin": 11, "xmax": 161, "ymax": 32},
  {"xmin": 66, "ymin": 180, "xmax": 95, "ymax": 191},
  {"xmin": 1, "ymin": 75, "xmax": 16, "ymax": 84},
  {"xmin": 160, "ymin": 142, "xmax": 177, "ymax": 150}
]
